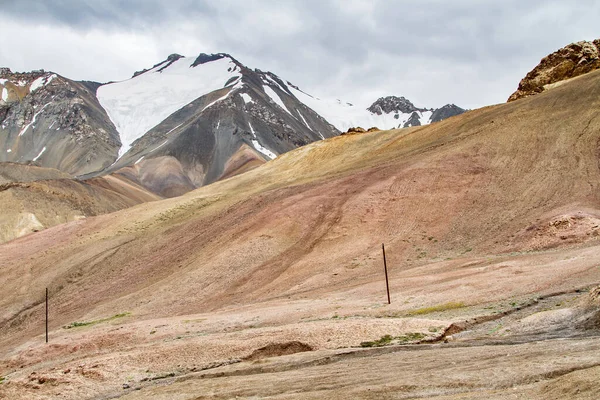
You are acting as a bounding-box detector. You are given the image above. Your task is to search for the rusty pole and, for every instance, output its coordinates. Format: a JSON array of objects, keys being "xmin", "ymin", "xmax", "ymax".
[
  {"xmin": 45, "ymin": 288, "xmax": 48, "ymax": 343},
  {"xmin": 382, "ymin": 243, "xmax": 391, "ymax": 304}
]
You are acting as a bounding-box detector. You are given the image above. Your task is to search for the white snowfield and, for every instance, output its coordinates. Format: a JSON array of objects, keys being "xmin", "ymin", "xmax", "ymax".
[
  {"xmin": 263, "ymin": 85, "xmax": 293, "ymax": 116},
  {"xmin": 288, "ymin": 86, "xmax": 432, "ymax": 132},
  {"xmin": 240, "ymin": 93, "xmax": 253, "ymax": 105},
  {"xmin": 97, "ymin": 56, "xmax": 242, "ymax": 157}
]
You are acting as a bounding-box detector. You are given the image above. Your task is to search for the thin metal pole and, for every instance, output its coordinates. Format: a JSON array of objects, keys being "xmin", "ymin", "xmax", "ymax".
[
  {"xmin": 382, "ymin": 243, "xmax": 391, "ymax": 304},
  {"xmin": 45, "ymin": 287, "xmax": 48, "ymax": 343}
]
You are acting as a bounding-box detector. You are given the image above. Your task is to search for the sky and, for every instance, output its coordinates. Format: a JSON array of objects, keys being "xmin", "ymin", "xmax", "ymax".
[{"xmin": 0, "ymin": 0, "xmax": 598, "ymax": 109}]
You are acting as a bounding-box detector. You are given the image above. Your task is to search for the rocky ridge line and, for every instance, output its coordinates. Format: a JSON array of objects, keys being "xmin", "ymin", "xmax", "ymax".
[{"xmin": 508, "ymin": 39, "xmax": 600, "ymax": 102}]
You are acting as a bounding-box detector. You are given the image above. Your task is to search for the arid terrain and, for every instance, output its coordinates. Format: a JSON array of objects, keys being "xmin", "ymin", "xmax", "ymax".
[
  {"xmin": 1, "ymin": 68, "xmax": 600, "ymax": 399},
  {"xmin": 0, "ymin": 163, "xmax": 161, "ymax": 244}
]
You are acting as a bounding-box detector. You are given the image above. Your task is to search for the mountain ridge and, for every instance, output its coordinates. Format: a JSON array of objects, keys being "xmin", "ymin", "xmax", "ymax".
[{"xmin": 1, "ymin": 52, "xmax": 466, "ymax": 197}]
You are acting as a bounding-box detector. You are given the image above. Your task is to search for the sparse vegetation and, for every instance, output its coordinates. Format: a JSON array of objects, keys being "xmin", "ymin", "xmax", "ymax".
[
  {"xmin": 0, "ymin": 376, "xmax": 5, "ymax": 384},
  {"xmin": 360, "ymin": 334, "xmax": 393, "ymax": 347},
  {"xmin": 360, "ymin": 332, "xmax": 427, "ymax": 347},
  {"xmin": 63, "ymin": 313, "xmax": 130, "ymax": 329},
  {"xmin": 407, "ymin": 302, "xmax": 466, "ymax": 316}
]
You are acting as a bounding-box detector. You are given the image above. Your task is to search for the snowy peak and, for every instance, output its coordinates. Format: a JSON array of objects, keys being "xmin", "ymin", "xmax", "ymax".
[{"xmin": 98, "ymin": 53, "xmax": 244, "ymax": 157}]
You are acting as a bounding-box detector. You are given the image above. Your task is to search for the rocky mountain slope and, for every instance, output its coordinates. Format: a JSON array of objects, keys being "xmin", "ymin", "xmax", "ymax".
[
  {"xmin": 0, "ymin": 69, "xmax": 120, "ymax": 175},
  {"xmin": 508, "ymin": 39, "xmax": 600, "ymax": 101},
  {"xmin": 1, "ymin": 56, "xmax": 599, "ymax": 399},
  {"xmin": 94, "ymin": 53, "xmax": 338, "ymax": 196},
  {"xmin": 2, "ymin": 53, "xmax": 466, "ymax": 198}
]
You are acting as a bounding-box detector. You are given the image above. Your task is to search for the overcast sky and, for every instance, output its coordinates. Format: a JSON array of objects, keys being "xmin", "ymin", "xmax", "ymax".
[{"xmin": 1, "ymin": 0, "xmax": 598, "ymax": 109}]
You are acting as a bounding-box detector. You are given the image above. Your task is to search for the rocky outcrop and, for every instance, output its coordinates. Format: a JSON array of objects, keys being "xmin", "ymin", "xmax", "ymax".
[
  {"xmin": 342, "ymin": 126, "xmax": 367, "ymax": 135},
  {"xmin": 508, "ymin": 39, "xmax": 600, "ymax": 102}
]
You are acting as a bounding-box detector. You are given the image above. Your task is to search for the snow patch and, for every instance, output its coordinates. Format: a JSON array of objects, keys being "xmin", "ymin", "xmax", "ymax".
[
  {"xmin": 7, "ymin": 149, "xmax": 11, "ymax": 153},
  {"xmin": 48, "ymin": 121, "xmax": 56, "ymax": 129},
  {"xmin": 135, "ymin": 156, "xmax": 145, "ymax": 165},
  {"xmin": 30, "ymin": 74, "xmax": 57, "ymax": 92},
  {"xmin": 19, "ymin": 102, "xmax": 51, "ymax": 136},
  {"xmin": 248, "ymin": 122, "xmax": 276, "ymax": 160},
  {"xmin": 0, "ymin": 78, "xmax": 7, "ymax": 85},
  {"xmin": 263, "ymin": 85, "xmax": 293, "ymax": 116},
  {"xmin": 150, "ymin": 140, "xmax": 168, "ymax": 153},
  {"xmin": 240, "ymin": 93, "xmax": 253, "ymax": 105},
  {"xmin": 419, "ymin": 110, "xmax": 433, "ymax": 125},
  {"xmin": 30, "ymin": 77, "xmax": 45, "ymax": 92},
  {"xmin": 1, "ymin": 87, "xmax": 7, "ymax": 101},
  {"xmin": 97, "ymin": 55, "xmax": 241, "ymax": 157},
  {"xmin": 33, "ymin": 146, "xmax": 46, "ymax": 161},
  {"xmin": 201, "ymin": 92, "xmax": 230, "ymax": 112},
  {"xmin": 165, "ymin": 123, "xmax": 183, "ymax": 135}
]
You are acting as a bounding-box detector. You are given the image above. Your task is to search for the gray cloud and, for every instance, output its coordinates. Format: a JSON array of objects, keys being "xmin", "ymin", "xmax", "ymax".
[{"xmin": 1, "ymin": 0, "xmax": 599, "ymax": 109}]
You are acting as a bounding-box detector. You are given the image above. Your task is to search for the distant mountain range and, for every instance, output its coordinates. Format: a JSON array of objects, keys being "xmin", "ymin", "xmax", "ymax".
[{"xmin": 0, "ymin": 53, "xmax": 465, "ymax": 196}]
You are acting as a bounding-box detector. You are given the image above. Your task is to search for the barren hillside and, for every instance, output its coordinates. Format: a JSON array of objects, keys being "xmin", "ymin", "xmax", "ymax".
[
  {"xmin": 0, "ymin": 163, "xmax": 161, "ymax": 243},
  {"xmin": 1, "ymin": 69, "xmax": 600, "ymax": 399}
]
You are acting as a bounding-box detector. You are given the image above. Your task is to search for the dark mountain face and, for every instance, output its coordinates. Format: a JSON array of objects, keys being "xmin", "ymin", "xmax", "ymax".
[
  {"xmin": 0, "ymin": 69, "xmax": 120, "ymax": 176},
  {"xmin": 430, "ymin": 104, "xmax": 466, "ymax": 123},
  {"xmin": 367, "ymin": 96, "xmax": 427, "ymax": 115},
  {"xmin": 403, "ymin": 112, "xmax": 422, "ymax": 127}
]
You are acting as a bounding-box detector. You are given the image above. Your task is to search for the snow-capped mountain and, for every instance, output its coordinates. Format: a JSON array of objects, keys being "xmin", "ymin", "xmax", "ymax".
[
  {"xmin": 92, "ymin": 53, "xmax": 338, "ymax": 196},
  {"xmin": 1, "ymin": 52, "xmax": 466, "ymax": 197}
]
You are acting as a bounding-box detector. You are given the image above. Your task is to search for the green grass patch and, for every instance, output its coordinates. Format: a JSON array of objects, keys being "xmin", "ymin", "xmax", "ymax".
[
  {"xmin": 360, "ymin": 334, "xmax": 394, "ymax": 347},
  {"xmin": 63, "ymin": 313, "xmax": 130, "ymax": 329},
  {"xmin": 0, "ymin": 376, "xmax": 5, "ymax": 384},
  {"xmin": 360, "ymin": 332, "xmax": 427, "ymax": 348},
  {"xmin": 406, "ymin": 302, "xmax": 466, "ymax": 316}
]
